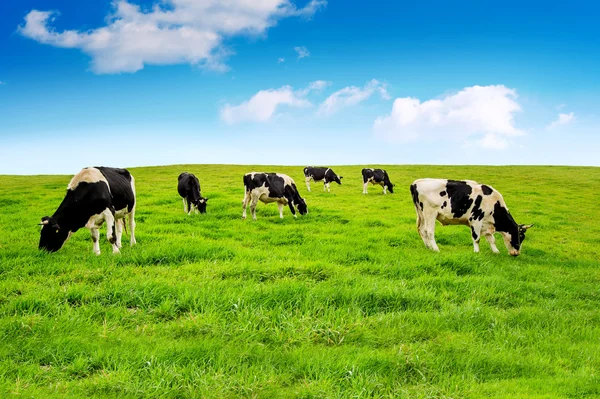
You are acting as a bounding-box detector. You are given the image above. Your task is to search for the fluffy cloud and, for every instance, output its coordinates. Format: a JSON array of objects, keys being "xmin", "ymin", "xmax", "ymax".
[
  {"xmin": 547, "ymin": 112, "xmax": 575, "ymax": 129},
  {"xmin": 374, "ymin": 85, "xmax": 522, "ymax": 149},
  {"xmin": 318, "ymin": 79, "xmax": 389, "ymax": 116},
  {"xmin": 18, "ymin": 0, "xmax": 326, "ymax": 74},
  {"xmin": 294, "ymin": 46, "xmax": 310, "ymax": 59},
  {"xmin": 277, "ymin": 57, "xmax": 285, "ymax": 63},
  {"xmin": 220, "ymin": 80, "xmax": 326, "ymax": 124}
]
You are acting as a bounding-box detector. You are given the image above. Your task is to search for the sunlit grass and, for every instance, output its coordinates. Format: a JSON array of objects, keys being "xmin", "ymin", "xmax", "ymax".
[{"xmin": 1, "ymin": 164, "xmax": 599, "ymax": 398}]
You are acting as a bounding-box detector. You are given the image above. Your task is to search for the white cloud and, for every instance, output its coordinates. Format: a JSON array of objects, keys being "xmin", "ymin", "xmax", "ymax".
[
  {"xmin": 318, "ymin": 79, "xmax": 389, "ymax": 116},
  {"xmin": 547, "ymin": 112, "xmax": 575, "ymax": 129},
  {"xmin": 18, "ymin": 1, "xmax": 326, "ymax": 74},
  {"xmin": 0, "ymin": 81, "xmax": 4, "ymax": 85},
  {"xmin": 277, "ymin": 57, "xmax": 285, "ymax": 63},
  {"xmin": 294, "ymin": 46, "xmax": 310, "ymax": 59},
  {"xmin": 373, "ymin": 85, "xmax": 523, "ymax": 149},
  {"xmin": 556, "ymin": 103, "xmax": 566, "ymax": 110},
  {"xmin": 220, "ymin": 80, "xmax": 326, "ymax": 124}
]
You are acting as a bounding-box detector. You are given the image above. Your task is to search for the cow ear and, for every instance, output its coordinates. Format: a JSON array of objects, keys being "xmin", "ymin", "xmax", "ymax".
[
  {"xmin": 39, "ymin": 216, "xmax": 52, "ymax": 226},
  {"xmin": 521, "ymin": 224, "xmax": 534, "ymax": 230},
  {"xmin": 204, "ymin": 198, "xmax": 209, "ymax": 202},
  {"xmin": 339, "ymin": 176, "xmax": 343, "ymax": 179}
]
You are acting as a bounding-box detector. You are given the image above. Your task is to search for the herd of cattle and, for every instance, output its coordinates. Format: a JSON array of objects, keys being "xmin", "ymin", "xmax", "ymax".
[{"xmin": 38, "ymin": 166, "xmax": 532, "ymax": 256}]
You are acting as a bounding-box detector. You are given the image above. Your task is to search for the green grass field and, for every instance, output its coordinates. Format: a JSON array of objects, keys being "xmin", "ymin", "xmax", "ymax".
[{"xmin": 1, "ymin": 164, "xmax": 599, "ymax": 398}]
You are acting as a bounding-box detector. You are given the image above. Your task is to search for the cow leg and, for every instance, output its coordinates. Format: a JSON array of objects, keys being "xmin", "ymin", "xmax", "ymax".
[
  {"xmin": 250, "ymin": 194, "xmax": 259, "ymax": 221},
  {"xmin": 325, "ymin": 182, "xmax": 331, "ymax": 192},
  {"xmin": 102, "ymin": 208, "xmax": 120, "ymax": 254},
  {"xmin": 470, "ymin": 224, "xmax": 482, "ymax": 253},
  {"xmin": 485, "ymin": 234, "xmax": 500, "ymax": 254},
  {"xmin": 422, "ymin": 210, "xmax": 439, "ymax": 252},
  {"xmin": 242, "ymin": 191, "xmax": 250, "ymax": 219},
  {"xmin": 305, "ymin": 177, "xmax": 311, "ymax": 192},
  {"xmin": 362, "ymin": 182, "xmax": 368, "ymax": 194},
  {"xmin": 128, "ymin": 208, "xmax": 137, "ymax": 246},
  {"xmin": 115, "ymin": 219, "xmax": 123, "ymax": 248},
  {"xmin": 90, "ymin": 228, "xmax": 101, "ymax": 255},
  {"xmin": 182, "ymin": 198, "xmax": 188, "ymax": 213},
  {"xmin": 285, "ymin": 195, "xmax": 297, "ymax": 218},
  {"xmin": 278, "ymin": 202, "xmax": 284, "ymax": 219}
]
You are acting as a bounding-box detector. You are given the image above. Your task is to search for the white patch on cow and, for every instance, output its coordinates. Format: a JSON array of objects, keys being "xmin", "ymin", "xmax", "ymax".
[
  {"xmin": 305, "ymin": 176, "xmax": 312, "ymax": 192},
  {"xmin": 68, "ymin": 167, "xmax": 110, "ymax": 193}
]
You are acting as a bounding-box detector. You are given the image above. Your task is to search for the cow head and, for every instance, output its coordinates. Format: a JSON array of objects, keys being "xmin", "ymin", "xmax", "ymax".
[
  {"xmin": 296, "ymin": 197, "xmax": 308, "ymax": 215},
  {"xmin": 334, "ymin": 175, "xmax": 343, "ymax": 185},
  {"xmin": 39, "ymin": 216, "xmax": 70, "ymax": 252},
  {"xmin": 194, "ymin": 197, "xmax": 208, "ymax": 214},
  {"xmin": 500, "ymin": 223, "xmax": 533, "ymax": 256},
  {"xmin": 385, "ymin": 180, "xmax": 394, "ymax": 193}
]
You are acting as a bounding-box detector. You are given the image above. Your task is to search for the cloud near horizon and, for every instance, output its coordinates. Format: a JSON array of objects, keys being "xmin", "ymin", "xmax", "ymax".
[
  {"xmin": 373, "ymin": 85, "xmax": 523, "ymax": 150},
  {"xmin": 18, "ymin": 0, "xmax": 326, "ymax": 74}
]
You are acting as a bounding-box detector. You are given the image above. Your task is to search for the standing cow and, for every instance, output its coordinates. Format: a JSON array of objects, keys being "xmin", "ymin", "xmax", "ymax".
[
  {"xmin": 39, "ymin": 167, "xmax": 137, "ymax": 255},
  {"xmin": 362, "ymin": 168, "xmax": 394, "ymax": 194},
  {"xmin": 242, "ymin": 172, "xmax": 308, "ymax": 220},
  {"xmin": 410, "ymin": 178, "xmax": 532, "ymax": 256},
  {"xmin": 177, "ymin": 172, "xmax": 208, "ymax": 215},
  {"xmin": 303, "ymin": 167, "xmax": 343, "ymax": 192}
]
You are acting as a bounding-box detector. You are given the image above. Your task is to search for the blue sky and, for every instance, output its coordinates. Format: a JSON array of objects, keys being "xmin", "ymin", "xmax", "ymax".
[{"xmin": 1, "ymin": 0, "xmax": 599, "ymax": 174}]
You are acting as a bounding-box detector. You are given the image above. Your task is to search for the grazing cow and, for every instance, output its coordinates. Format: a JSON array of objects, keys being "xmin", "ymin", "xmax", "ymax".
[
  {"xmin": 362, "ymin": 168, "xmax": 394, "ymax": 194},
  {"xmin": 242, "ymin": 172, "xmax": 308, "ymax": 220},
  {"xmin": 410, "ymin": 178, "xmax": 532, "ymax": 256},
  {"xmin": 303, "ymin": 166, "xmax": 343, "ymax": 192},
  {"xmin": 39, "ymin": 167, "xmax": 137, "ymax": 255},
  {"xmin": 177, "ymin": 172, "xmax": 208, "ymax": 215}
]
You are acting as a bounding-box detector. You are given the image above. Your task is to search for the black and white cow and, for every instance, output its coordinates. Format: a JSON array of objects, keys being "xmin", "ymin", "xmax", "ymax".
[
  {"xmin": 410, "ymin": 178, "xmax": 532, "ymax": 256},
  {"xmin": 242, "ymin": 172, "xmax": 308, "ymax": 220},
  {"xmin": 177, "ymin": 172, "xmax": 208, "ymax": 215},
  {"xmin": 39, "ymin": 167, "xmax": 137, "ymax": 255},
  {"xmin": 303, "ymin": 166, "xmax": 343, "ymax": 192},
  {"xmin": 362, "ymin": 168, "xmax": 394, "ymax": 194}
]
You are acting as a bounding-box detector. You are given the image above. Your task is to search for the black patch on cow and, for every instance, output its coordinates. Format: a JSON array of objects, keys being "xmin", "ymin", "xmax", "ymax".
[
  {"xmin": 439, "ymin": 191, "xmax": 447, "ymax": 197},
  {"xmin": 96, "ymin": 167, "xmax": 135, "ymax": 213},
  {"xmin": 304, "ymin": 167, "xmax": 342, "ymax": 185},
  {"xmin": 493, "ymin": 201, "xmax": 520, "ymax": 250},
  {"xmin": 471, "ymin": 195, "xmax": 485, "ymax": 222},
  {"xmin": 471, "ymin": 226, "xmax": 479, "ymax": 241},
  {"xmin": 441, "ymin": 201, "xmax": 447, "ymax": 209},
  {"xmin": 481, "ymin": 185, "xmax": 493, "ymax": 195},
  {"xmin": 446, "ymin": 180, "xmax": 473, "ymax": 218}
]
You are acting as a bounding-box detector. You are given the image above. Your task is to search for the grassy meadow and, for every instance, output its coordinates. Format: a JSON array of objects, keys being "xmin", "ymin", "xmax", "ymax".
[{"xmin": 0, "ymin": 164, "xmax": 599, "ymax": 398}]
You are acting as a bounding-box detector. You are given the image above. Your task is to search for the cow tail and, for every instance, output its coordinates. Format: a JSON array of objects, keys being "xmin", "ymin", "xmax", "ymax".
[{"xmin": 410, "ymin": 183, "xmax": 424, "ymax": 230}]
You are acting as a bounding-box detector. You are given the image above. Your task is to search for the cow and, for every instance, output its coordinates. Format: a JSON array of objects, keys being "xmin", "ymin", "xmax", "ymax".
[
  {"xmin": 410, "ymin": 178, "xmax": 533, "ymax": 256},
  {"xmin": 39, "ymin": 167, "xmax": 137, "ymax": 255},
  {"xmin": 303, "ymin": 166, "xmax": 343, "ymax": 192},
  {"xmin": 177, "ymin": 172, "xmax": 208, "ymax": 215},
  {"xmin": 242, "ymin": 172, "xmax": 308, "ymax": 220},
  {"xmin": 362, "ymin": 168, "xmax": 394, "ymax": 194}
]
